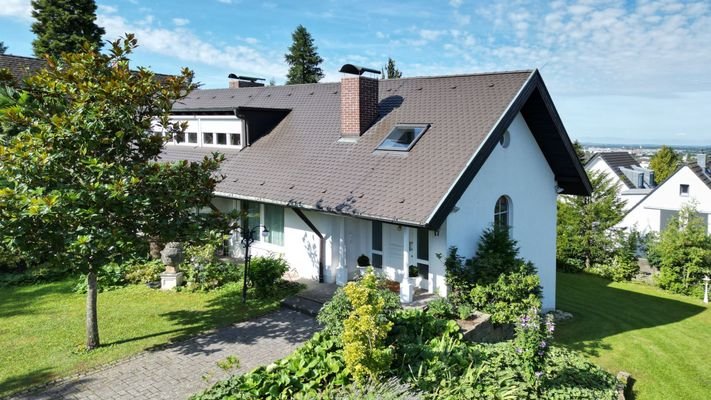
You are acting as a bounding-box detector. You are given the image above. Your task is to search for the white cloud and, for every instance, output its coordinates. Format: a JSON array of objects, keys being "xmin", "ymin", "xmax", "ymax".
[
  {"xmin": 436, "ymin": 0, "xmax": 711, "ymax": 97},
  {"xmin": 98, "ymin": 5, "xmax": 118, "ymax": 14},
  {"xmin": 97, "ymin": 12, "xmax": 286, "ymax": 80},
  {"xmin": 0, "ymin": 0, "xmax": 32, "ymax": 21},
  {"xmin": 449, "ymin": 0, "xmax": 463, "ymax": 7},
  {"xmin": 243, "ymin": 37, "xmax": 258, "ymax": 44},
  {"xmin": 217, "ymin": 0, "xmax": 232, "ymax": 4},
  {"xmin": 419, "ymin": 29, "xmax": 446, "ymax": 41},
  {"xmin": 172, "ymin": 18, "xmax": 189, "ymax": 26}
]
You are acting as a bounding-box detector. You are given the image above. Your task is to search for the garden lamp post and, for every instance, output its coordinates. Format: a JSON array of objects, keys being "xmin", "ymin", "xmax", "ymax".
[
  {"xmin": 240, "ymin": 225, "xmax": 269, "ymax": 303},
  {"xmin": 703, "ymin": 275, "xmax": 710, "ymax": 304}
]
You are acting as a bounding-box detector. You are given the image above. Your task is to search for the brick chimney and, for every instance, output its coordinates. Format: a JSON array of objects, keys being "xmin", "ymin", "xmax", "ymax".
[{"xmin": 340, "ymin": 64, "xmax": 379, "ymax": 137}]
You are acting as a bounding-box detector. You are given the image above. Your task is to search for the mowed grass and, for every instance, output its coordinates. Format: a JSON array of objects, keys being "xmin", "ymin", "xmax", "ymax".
[
  {"xmin": 0, "ymin": 278, "xmax": 299, "ymax": 397},
  {"xmin": 556, "ymin": 272, "xmax": 711, "ymax": 400}
]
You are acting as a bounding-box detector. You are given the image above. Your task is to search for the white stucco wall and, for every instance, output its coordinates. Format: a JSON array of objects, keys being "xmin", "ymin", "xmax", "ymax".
[
  {"xmin": 444, "ymin": 113, "xmax": 558, "ymax": 310},
  {"xmin": 585, "ymin": 156, "xmax": 642, "ymax": 211},
  {"xmin": 619, "ymin": 166, "xmax": 711, "ymax": 234}
]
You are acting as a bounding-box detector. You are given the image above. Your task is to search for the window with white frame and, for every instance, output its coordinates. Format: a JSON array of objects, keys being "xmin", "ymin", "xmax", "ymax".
[
  {"xmin": 494, "ymin": 195, "xmax": 512, "ymax": 229},
  {"xmin": 680, "ymin": 184, "xmax": 690, "ymax": 196},
  {"xmin": 240, "ymin": 201, "xmax": 284, "ymax": 246},
  {"xmin": 164, "ymin": 116, "xmax": 243, "ymax": 148},
  {"xmin": 371, "ymin": 221, "xmax": 383, "ymax": 268}
]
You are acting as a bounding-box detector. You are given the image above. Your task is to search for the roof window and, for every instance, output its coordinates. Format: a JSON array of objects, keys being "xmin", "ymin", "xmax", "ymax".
[{"xmin": 377, "ymin": 124, "xmax": 429, "ymax": 151}]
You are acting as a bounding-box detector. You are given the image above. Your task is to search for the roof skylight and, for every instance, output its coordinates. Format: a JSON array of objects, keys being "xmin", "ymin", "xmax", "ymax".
[{"xmin": 376, "ymin": 124, "xmax": 429, "ymax": 151}]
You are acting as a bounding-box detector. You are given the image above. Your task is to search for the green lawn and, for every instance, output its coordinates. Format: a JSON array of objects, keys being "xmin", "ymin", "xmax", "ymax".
[
  {"xmin": 0, "ymin": 279, "xmax": 299, "ymax": 397},
  {"xmin": 556, "ymin": 272, "xmax": 711, "ymax": 400}
]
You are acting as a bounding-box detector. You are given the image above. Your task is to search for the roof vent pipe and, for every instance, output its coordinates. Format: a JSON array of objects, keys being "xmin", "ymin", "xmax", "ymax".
[{"xmin": 339, "ymin": 64, "xmax": 379, "ymax": 137}]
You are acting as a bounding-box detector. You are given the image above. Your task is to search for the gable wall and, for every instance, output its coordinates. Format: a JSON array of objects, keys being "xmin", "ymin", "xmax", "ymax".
[
  {"xmin": 619, "ymin": 166, "xmax": 711, "ymax": 234},
  {"xmin": 445, "ymin": 112, "xmax": 558, "ymax": 309},
  {"xmin": 585, "ymin": 156, "xmax": 640, "ymax": 210}
]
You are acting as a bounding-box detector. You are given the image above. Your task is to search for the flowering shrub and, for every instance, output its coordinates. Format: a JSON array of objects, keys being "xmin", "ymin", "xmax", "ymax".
[
  {"xmin": 513, "ymin": 307, "xmax": 555, "ymax": 391},
  {"xmin": 184, "ymin": 242, "xmax": 240, "ymax": 291}
]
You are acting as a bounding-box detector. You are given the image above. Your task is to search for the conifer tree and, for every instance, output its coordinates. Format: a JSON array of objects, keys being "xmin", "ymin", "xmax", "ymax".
[
  {"xmin": 284, "ymin": 25, "xmax": 324, "ymax": 84},
  {"xmin": 649, "ymin": 145, "xmax": 682, "ymax": 183},
  {"xmin": 0, "ymin": 42, "xmax": 6, "ymax": 54},
  {"xmin": 31, "ymin": 0, "xmax": 105, "ymax": 58},
  {"xmin": 381, "ymin": 57, "xmax": 402, "ymax": 79}
]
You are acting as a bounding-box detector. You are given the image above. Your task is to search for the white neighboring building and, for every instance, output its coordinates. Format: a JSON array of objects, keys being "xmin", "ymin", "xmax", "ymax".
[
  {"xmin": 161, "ymin": 67, "xmax": 590, "ymax": 310},
  {"xmin": 585, "ymin": 152, "xmax": 655, "ymax": 211},
  {"xmin": 618, "ymin": 155, "xmax": 711, "ymax": 235}
]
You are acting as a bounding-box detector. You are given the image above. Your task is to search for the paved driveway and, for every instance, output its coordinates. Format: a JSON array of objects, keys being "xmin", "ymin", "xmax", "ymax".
[{"xmin": 10, "ymin": 309, "xmax": 319, "ymax": 400}]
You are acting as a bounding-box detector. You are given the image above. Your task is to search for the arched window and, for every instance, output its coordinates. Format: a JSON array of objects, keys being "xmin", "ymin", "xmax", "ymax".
[{"xmin": 494, "ymin": 195, "xmax": 511, "ymax": 229}]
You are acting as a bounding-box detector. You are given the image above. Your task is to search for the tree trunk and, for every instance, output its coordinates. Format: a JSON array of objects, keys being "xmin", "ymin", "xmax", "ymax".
[
  {"xmin": 86, "ymin": 270, "xmax": 100, "ymax": 350},
  {"xmin": 149, "ymin": 238, "xmax": 164, "ymax": 260}
]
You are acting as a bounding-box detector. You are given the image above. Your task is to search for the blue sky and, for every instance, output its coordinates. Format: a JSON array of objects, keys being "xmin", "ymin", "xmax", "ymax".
[{"xmin": 1, "ymin": 0, "xmax": 710, "ymax": 145}]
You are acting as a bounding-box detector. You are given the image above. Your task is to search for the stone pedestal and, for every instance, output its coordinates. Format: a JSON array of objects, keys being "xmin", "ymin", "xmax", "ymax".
[
  {"xmin": 400, "ymin": 278, "xmax": 415, "ymax": 303},
  {"xmin": 160, "ymin": 272, "xmax": 184, "ymax": 290}
]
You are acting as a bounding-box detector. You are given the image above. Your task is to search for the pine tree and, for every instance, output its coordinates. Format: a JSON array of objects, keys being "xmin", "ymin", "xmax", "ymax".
[
  {"xmin": 0, "ymin": 42, "xmax": 7, "ymax": 54},
  {"xmin": 31, "ymin": 0, "xmax": 105, "ymax": 58},
  {"xmin": 284, "ymin": 25, "xmax": 324, "ymax": 85},
  {"xmin": 381, "ymin": 57, "xmax": 402, "ymax": 79},
  {"xmin": 572, "ymin": 140, "xmax": 587, "ymax": 163},
  {"xmin": 649, "ymin": 145, "xmax": 682, "ymax": 183}
]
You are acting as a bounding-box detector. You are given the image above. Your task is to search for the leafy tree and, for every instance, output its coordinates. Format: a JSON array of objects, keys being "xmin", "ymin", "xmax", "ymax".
[
  {"xmin": 0, "ymin": 41, "xmax": 7, "ymax": 54},
  {"xmin": 31, "ymin": 0, "xmax": 105, "ymax": 58},
  {"xmin": 381, "ymin": 57, "xmax": 402, "ymax": 79},
  {"xmin": 649, "ymin": 145, "xmax": 682, "ymax": 183},
  {"xmin": 557, "ymin": 170, "xmax": 626, "ymax": 270},
  {"xmin": 648, "ymin": 203, "xmax": 711, "ymax": 296},
  {"xmin": 284, "ymin": 25, "xmax": 324, "ymax": 84},
  {"xmin": 0, "ymin": 36, "xmax": 228, "ymax": 349}
]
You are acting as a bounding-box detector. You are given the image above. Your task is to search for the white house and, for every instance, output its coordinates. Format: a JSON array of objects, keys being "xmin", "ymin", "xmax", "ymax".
[
  {"xmin": 160, "ymin": 66, "xmax": 590, "ymax": 310},
  {"xmin": 618, "ymin": 155, "xmax": 711, "ymax": 235},
  {"xmin": 585, "ymin": 152, "xmax": 655, "ymax": 210}
]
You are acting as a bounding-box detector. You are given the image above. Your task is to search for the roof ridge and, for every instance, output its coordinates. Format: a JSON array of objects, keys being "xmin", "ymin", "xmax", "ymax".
[{"xmin": 0, "ymin": 54, "xmax": 44, "ymax": 61}]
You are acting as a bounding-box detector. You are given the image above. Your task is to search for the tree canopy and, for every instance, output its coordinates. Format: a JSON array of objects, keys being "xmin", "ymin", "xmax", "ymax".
[
  {"xmin": 572, "ymin": 140, "xmax": 587, "ymax": 163},
  {"xmin": 0, "ymin": 36, "xmax": 228, "ymax": 349},
  {"xmin": 284, "ymin": 25, "xmax": 324, "ymax": 85},
  {"xmin": 649, "ymin": 145, "xmax": 682, "ymax": 183},
  {"xmin": 381, "ymin": 57, "xmax": 402, "ymax": 79},
  {"xmin": 31, "ymin": 0, "xmax": 105, "ymax": 58},
  {"xmin": 557, "ymin": 170, "xmax": 626, "ymax": 270},
  {"xmin": 648, "ymin": 203, "xmax": 711, "ymax": 296},
  {"xmin": 0, "ymin": 41, "xmax": 6, "ymax": 54}
]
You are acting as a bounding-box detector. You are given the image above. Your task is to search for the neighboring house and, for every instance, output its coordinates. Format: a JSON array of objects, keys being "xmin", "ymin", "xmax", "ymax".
[
  {"xmin": 0, "ymin": 54, "xmax": 46, "ymax": 83},
  {"xmin": 0, "ymin": 53, "xmax": 173, "ymax": 85},
  {"xmin": 618, "ymin": 155, "xmax": 711, "ymax": 235},
  {"xmin": 161, "ymin": 66, "xmax": 590, "ymax": 310},
  {"xmin": 585, "ymin": 152, "xmax": 655, "ymax": 210}
]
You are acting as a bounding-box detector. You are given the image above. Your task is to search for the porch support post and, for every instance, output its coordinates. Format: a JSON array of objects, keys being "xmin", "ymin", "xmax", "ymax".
[
  {"xmin": 336, "ymin": 217, "xmax": 348, "ymax": 285},
  {"xmin": 400, "ymin": 227, "xmax": 414, "ymax": 303}
]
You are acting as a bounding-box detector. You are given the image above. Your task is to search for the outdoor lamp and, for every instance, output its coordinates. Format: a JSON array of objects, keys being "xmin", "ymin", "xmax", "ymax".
[
  {"xmin": 240, "ymin": 224, "xmax": 269, "ymax": 303},
  {"xmin": 703, "ymin": 275, "xmax": 710, "ymax": 304}
]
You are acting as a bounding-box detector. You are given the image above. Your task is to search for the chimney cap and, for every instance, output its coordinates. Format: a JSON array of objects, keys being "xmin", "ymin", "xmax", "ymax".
[
  {"xmin": 227, "ymin": 73, "xmax": 265, "ymax": 82},
  {"xmin": 339, "ymin": 64, "xmax": 380, "ymax": 76}
]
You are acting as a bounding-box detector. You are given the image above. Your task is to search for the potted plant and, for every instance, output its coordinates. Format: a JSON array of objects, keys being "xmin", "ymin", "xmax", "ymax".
[{"xmin": 356, "ymin": 254, "xmax": 370, "ymax": 277}]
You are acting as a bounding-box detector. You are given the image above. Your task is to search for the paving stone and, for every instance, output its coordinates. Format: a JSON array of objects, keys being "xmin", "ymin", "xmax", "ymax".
[{"xmin": 9, "ymin": 308, "xmax": 318, "ymax": 400}]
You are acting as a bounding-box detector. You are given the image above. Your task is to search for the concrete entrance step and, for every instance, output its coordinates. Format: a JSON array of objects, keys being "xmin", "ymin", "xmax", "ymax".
[
  {"xmin": 281, "ymin": 295, "xmax": 324, "ymax": 317},
  {"xmin": 281, "ymin": 280, "xmax": 339, "ymax": 317}
]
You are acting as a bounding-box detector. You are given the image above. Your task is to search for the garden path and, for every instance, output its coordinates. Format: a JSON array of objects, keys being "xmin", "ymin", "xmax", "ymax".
[{"xmin": 10, "ymin": 308, "xmax": 318, "ymax": 400}]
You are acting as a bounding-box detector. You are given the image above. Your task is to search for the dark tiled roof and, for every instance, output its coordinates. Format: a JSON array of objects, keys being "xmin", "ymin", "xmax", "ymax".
[
  {"xmin": 0, "ymin": 53, "xmax": 174, "ymax": 84},
  {"xmin": 689, "ymin": 162, "xmax": 711, "ymax": 191},
  {"xmin": 163, "ymin": 70, "xmax": 589, "ymax": 227},
  {"xmin": 590, "ymin": 152, "xmax": 640, "ymax": 188},
  {"xmin": 0, "ymin": 54, "xmax": 46, "ymax": 82}
]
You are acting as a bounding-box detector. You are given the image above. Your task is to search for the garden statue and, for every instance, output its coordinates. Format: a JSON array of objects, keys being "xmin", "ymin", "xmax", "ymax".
[
  {"xmin": 160, "ymin": 242, "xmax": 184, "ymax": 290},
  {"xmin": 160, "ymin": 242, "xmax": 184, "ymax": 273}
]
